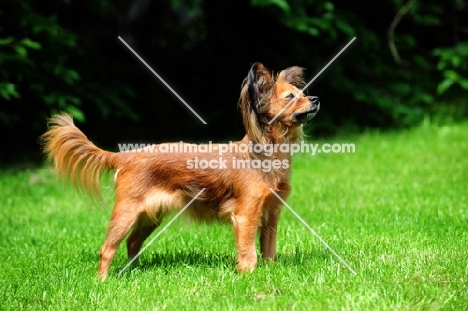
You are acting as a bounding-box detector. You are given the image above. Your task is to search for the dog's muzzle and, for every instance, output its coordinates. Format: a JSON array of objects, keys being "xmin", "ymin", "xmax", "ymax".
[{"xmin": 293, "ymin": 96, "xmax": 320, "ymax": 123}]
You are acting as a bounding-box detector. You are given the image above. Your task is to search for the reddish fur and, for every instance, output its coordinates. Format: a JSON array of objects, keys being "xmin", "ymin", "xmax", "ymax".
[{"xmin": 41, "ymin": 62, "xmax": 319, "ymax": 280}]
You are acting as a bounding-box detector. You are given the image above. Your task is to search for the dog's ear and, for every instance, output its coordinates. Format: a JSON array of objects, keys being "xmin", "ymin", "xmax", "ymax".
[
  {"xmin": 277, "ymin": 66, "xmax": 305, "ymax": 88},
  {"xmin": 248, "ymin": 62, "xmax": 274, "ymax": 105},
  {"xmin": 239, "ymin": 63, "xmax": 273, "ymax": 144}
]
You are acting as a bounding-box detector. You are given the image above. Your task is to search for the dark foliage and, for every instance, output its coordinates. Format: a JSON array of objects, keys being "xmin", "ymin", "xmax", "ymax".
[{"xmin": 1, "ymin": 0, "xmax": 467, "ymax": 163}]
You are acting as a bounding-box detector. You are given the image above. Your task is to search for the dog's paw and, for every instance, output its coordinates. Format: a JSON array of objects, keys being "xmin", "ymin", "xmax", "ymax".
[
  {"xmin": 96, "ymin": 271, "xmax": 108, "ymax": 282},
  {"xmin": 237, "ymin": 259, "xmax": 257, "ymax": 273}
]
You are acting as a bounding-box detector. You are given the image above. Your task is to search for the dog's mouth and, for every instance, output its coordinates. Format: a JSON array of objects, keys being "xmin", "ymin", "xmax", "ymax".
[{"xmin": 293, "ymin": 102, "xmax": 320, "ymax": 123}]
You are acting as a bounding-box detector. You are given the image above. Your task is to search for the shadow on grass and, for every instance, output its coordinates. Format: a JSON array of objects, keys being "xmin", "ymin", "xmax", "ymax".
[
  {"xmin": 139, "ymin": 250, "xmax": 236, "ymax": 270},
  {"xmin": 113, "ymin": 246, "xmax": 331, "ymax": 276},
  {"xmin": 277, "ymin": 247, "xmax": 332, "ymax": 266}
]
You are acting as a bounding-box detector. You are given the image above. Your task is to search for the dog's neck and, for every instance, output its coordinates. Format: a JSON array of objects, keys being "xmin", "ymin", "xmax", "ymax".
[
  {"xmin": 243, "ymin": 122, "xmax": 304, "ymax": 146},
  {"xmin": 240, "ymin": 123, "xmax": 304, "ymax": 185}
]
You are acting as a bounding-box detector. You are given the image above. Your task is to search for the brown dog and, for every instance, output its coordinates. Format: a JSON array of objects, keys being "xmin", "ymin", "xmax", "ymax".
[{"xmin": 41, "ymin": 62, "xmax": 320, "ymax": 280}]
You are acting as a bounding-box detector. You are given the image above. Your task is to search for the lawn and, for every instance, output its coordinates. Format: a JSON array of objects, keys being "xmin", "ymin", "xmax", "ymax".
[{"xmin": 1, "ymin": 123, "xmax": 467, "ymax": 310}]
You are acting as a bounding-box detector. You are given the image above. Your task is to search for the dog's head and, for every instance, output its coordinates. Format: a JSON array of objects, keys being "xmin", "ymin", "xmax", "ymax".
[{"xmin": 240, "ymin": 62, "xmax": 320, "ymax": 143}]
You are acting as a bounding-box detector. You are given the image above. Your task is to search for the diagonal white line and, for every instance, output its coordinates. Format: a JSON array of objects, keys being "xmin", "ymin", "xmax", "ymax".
[
  {"xmin": 268, "ymin": 37, "xmax": 356, "ymax": 124},
  {"xmin": 269, "ymin": 188, "xmax": 357, "ymax": 275},
  {"xmin": 117, "ymin": 188, "xmax": 206, "ymax": 277},
  {"xmin": 118, "ymin": 36, "xmax": 207, "ymax": 125}
]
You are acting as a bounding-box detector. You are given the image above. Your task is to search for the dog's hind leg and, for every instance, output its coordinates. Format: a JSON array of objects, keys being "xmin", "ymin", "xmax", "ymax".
[
  {"xmin": 126, "ymin": 212, "xmax": 162, "ymax": 261},
  {"xmin": 98, "ymin": 200, "xmax": 143, "ymax": 280}
]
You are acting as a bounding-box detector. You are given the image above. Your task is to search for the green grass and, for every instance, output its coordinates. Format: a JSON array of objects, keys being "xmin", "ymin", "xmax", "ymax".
[{"xmin": 1, "ymin": 123, "xmax": 467, "ymax": 310}]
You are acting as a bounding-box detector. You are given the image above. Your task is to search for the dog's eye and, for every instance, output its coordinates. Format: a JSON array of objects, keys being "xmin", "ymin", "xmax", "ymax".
[{"xmin": 286, "ymin": 93, "xmax": 295, "ymax": 99}]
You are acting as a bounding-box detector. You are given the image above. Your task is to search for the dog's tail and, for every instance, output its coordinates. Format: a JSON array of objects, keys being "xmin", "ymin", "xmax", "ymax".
[{"xmin": 41, "ymin": 114, "xmax": 120, "ymax": 200}]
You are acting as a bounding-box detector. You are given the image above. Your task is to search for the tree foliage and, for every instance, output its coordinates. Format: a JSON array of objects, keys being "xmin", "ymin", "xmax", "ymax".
[
  {"xmin": 0, "ymin": 0, "xmax": 467, "ymax": 161},
  {"xmin": 0, "ymin": 1, "xmax": 136, "ymax": 128}
]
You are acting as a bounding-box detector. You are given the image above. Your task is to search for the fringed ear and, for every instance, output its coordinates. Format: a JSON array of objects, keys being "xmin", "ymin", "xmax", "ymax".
[
  {"xmin": 277, "ymin": 66, "xmax": 305, "ymax": 88},
  {"xmin": 247, "ymin": 62, "xmax": 274, "ymax": 108},
  {"xmin": 239, "ymin": 62, "xmax": 273, "ymax": 144}
]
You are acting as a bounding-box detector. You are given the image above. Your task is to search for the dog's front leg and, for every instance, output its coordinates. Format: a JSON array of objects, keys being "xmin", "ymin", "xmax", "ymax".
[
  {"xmin": 260, "ymin": 209, "xmax": 280, "ymax": 261},
  {"xmin": 231, "ymin": 214, "xmax": 260, "ymax": 272}
]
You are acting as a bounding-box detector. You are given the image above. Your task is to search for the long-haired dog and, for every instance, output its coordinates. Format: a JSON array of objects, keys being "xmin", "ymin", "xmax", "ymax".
[{"xmin": 41, "ymin": 62, "xmax": 320, "ymax": 280}]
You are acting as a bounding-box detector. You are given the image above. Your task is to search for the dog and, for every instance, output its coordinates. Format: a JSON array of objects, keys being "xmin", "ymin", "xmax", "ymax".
[{"xmin": 41, "ymin": 62, "xmax": 320, "ymax": 280}]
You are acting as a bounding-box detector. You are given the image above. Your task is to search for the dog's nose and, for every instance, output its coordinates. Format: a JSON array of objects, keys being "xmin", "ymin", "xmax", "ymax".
[
  {"xmin": 309, "ymin": 96, "xmax": 320, "ymax": 112},
  {"xmin": 309, "ymin": 96, "xmax": 319, "ymax": 104}
]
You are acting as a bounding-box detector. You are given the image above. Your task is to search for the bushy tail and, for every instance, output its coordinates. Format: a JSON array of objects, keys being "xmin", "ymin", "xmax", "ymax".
[{"xmin": 41, "ymin": 114, "xmax": 120, "ymax": 200}]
